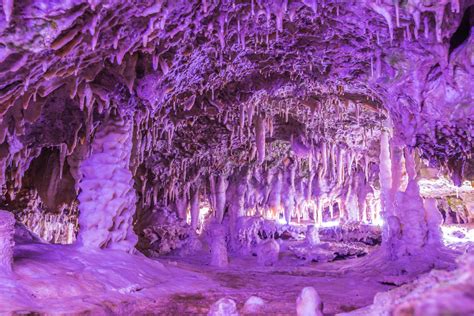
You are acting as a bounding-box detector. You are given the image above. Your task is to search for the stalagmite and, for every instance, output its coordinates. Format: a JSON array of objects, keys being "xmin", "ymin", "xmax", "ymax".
[
  {"xmin": 0, "ymin": 210, "xmax": 15, "ymax": 274},
  {"xmin": 77, "ymin": 117, "xmax": 138, "ymax": 253},
  {"xmin": 424, "ymin": 198, "xmax": 443, "ymax": 247},
  {"xmin": 242, "ymin": 296, "xmax": 265, "ymax": 314},
  {"xmin": 296, "ymin": 287, "xmax": 323, "ymax": 316},
  {"xmin": 256, "ymin": 238, "xmax": 280, "ymax": 266},
  {"xmin": 306, "ymin": 225, "xmax": 320, "ymax": 246},
  {"xmin": 208, "ymin": 298, "xmax": 238, "ymax": 316},
  {"xmin": 210, "ymin": 224, "xmax": 228, "ymax": 268},
  {"xmin": 392, "ymin": 179, "xmax": 428, "ymax": 257}
]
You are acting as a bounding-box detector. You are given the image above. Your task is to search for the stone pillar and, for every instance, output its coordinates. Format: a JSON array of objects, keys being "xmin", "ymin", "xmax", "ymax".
[
  {"xmin": 424, "ymin": 198, "xmax": 443, "ymax": 247},
  {"xmin": 215, "ymin": 174, "xmax": 228, "ymax": 223},
  {"xmin": 210, "ymin": 224, "xmax": 228, "ymax": 267},
  {"xmin": 190, "ymin": 187, "xmax": 200, "ymax": 231},
  {"xmin": 0, "ymin": 210, "xmax": 15, "ymax": 274},
  {"xmin": 306, "ymin": 225, "xmax": 320, "ymax": 246},
  {"xmin": 77, "ymin": 117, "xmax": 138, "ymax": 253},
  {"xmin": 379, "ymin": 130, "xmax": 393, "ymax": 220},
  {"xmin": 174, "ymin": 195, "xmax": 189, "ymax": 220}
]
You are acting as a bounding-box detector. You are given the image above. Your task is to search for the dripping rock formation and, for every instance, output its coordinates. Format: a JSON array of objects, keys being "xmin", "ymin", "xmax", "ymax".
[{"xmin": 0, "ymin": 0, "xmax": 473, "ymax": 315}]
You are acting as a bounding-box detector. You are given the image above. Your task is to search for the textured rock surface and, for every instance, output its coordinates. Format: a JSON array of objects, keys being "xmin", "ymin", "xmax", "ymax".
[
  {"xmin": 341, "ymin": 253, "xmax": 474, "ymax": 316},
  {"xmin": 0, "ymin": 210, "xmax": 15, "ymax": 273},
  {"xmin": 77, "ymin": 117, "xmax": 137, "ymax": 252},
  {"xmin": 210, "ymin": 223, "xmax": 229, "ymax": 267},
  {"xmin": 256, "ymin": 238, "xmax": 280, "ymax": 266}
]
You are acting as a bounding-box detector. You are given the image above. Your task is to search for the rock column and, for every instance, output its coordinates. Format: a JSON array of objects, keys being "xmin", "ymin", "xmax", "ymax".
[
  {"xmin": 77, "ymin": 117, "xmax": 138, "ymax": 253},
  {"xmin": 0, "ymin": 210, "xmax": 15, "ymax": 274}
]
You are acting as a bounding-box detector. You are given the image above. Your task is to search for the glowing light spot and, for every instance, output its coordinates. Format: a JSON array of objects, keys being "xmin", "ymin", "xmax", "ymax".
[{"xmin": 441, "ymin": 225, "xmax": 474, "ymax": 246}]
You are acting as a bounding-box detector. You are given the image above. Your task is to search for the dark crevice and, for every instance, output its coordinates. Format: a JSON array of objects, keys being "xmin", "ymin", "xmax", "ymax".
[{"xmin": 449, "ymin": 6, "xmax": 473, "ymax": 55}]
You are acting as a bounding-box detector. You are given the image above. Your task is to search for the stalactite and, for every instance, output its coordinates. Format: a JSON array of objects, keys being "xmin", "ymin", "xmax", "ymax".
[
  {"xmin": 390, "ymin": 139, "xmax": 404, "ymax": 201},
  {"xmin": 255, "ymin": 114, "xmax": 266, "ymax": 164},
  {"xmin": 321, "ymin": 142, "xmax": 328, "ymax": 179},
  {"xmin": 209, "ymin": 174, "xmax": 217, "ymax": 213},
  {"xmin": 379, "ymin": 130, "xmax": 393, "ymax": 218},
  {"xmin": 2, "ymin": 0, "xmax": 14, "ymax": 23},
  {"xmin": 190, "ymin": 187, "xmax": 200, "ymax": 230},
  {"xmin": 346, "ymin": 150, "xmax": 354, "ymax": 176},
  {"xmin": 239, "ymin": 104, "xmax": 246, "ymax": 140},
  {"xmin": 216, "ymin": 174, "xmax": 228, "ymax": 223},
  {"xmin": 369, "ymin": 2, "xmax": 394, "ymax": 43},
  {"xmin": 330, "ymin": 143, "xmax": 337, "ymax": 180},
  {"xmin": 336, "ymin": 147, "xmax": 345, "ymax": 185},
  {"xmin": 404, "ymin": 147, "xmax": 416, "ymax": 181}
]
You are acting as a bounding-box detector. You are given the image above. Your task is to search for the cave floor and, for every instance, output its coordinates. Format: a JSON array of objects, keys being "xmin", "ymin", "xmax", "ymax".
[
  {"xmin": 0, "ymin": 241, "xmax": 398, "ymax": 315},
  {"xmin": 154, "ymin": 247, "xmax": 397, "ymax": 315}
]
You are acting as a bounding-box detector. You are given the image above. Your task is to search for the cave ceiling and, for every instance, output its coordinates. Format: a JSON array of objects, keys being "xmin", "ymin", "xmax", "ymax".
[{"xmin": 0, "ymin": 0, "xmax": 472, "ymax": 198}]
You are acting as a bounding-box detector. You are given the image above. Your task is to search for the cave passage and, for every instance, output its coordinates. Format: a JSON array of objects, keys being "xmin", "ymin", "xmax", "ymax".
[{"xmin": 0, "ymin": 1, "xmax": 473, "ymax": 315}]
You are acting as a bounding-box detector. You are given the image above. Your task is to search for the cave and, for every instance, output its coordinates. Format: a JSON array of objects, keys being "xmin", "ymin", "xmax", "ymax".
[{"xmin": 0, "ymin": 1, "xmax": 473, "ymax": 315}]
